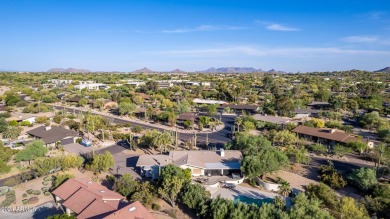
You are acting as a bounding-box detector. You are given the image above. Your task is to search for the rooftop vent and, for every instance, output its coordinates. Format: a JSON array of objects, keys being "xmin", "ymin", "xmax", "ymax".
[
  {"xmin": 45, "ymin": 126, "xmax": 52, "ymax": 131},
  {"xmin": 129, "ymin": 207, "xmax": 137, "ymax": 212},
  {"xmin": 87, "ymin": 181, "xmax": 92, "ymax": 184},
  {"xmin": 100, "ymin": 190, "xmax": 105, "ymax": 193},
  {"xmin": 329, "ymin": 129, "xmax": 336, "ymax": 133}
]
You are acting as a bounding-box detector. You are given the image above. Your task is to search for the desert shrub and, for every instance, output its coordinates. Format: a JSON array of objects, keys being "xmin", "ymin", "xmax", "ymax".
[
  {"xmin": 22, "ymin": 199, "xmax": 28, "ymax": 205},
  {"xmin": 0, "ymin": 190, "xmax": 16, "ymax": 207},
  {"xmin": 132, "ymin": 125, "xmax": 142, "ymax": 133},
  {"xmin": 42, "ymin": 181, "xmax": 49, "ymax": 186},
  {"xmin": 41, "ymin": 187, "xmax": 48, "ymax": 192},
  {"xmin": 44, "ymin": 191, "xmax": 51, "ymax": 196},
  {"xmin": 0, "ymin": 187, "xmax": 11, "ymax": 196},
  {"xmin": 28, "ymin": 197, "xmax": 39, "ymax": 204},
  {"xmin": 22, "ymin": 193, "xmax": 27, "ymax": 198},
  {"xmin": 151, "ymin": 203, "xmax": 161, "ymax": 211},
  {"xmin": 8, "ymin": 120, "xmax": 18, "ymax": 126},
  {"xmin": 32, "ymin": 190, "xmax": 41, "ymax": 196},
  {"xmin": 44, "ymin": 176, "xmax": 53, "ymax": 181},
  {"xmin": 76, "ymin": 138, "xmax": 82, "ymax": 143},
  {"xmin": 26, "ymin": 189, "xmax": 34, "ymax": 194},
  {"xmin": 20, "ymin": 121, "xmax": 30, "ymax": 126}
]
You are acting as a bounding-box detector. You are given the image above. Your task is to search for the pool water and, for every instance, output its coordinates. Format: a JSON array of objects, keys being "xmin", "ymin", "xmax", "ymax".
[{"xmin": 233, "ymin": 195, "xmax": 274, "ymax": 206}]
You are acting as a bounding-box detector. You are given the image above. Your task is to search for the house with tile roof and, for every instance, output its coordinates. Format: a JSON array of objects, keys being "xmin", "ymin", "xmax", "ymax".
[
  {"xmin": 52, "ymin": 178, "xmax": 155, "ymax": 219},
  {"xmin": 292, "ymin": 125, "xmax": 374, "ymax": 148},
  {"xmin": 136, "ymin": 149, "xmax": 242, "ymax": 179}
]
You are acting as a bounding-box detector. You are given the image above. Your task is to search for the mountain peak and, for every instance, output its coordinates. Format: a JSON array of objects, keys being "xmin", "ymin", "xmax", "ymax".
[
  {"xmin": 170, "ymin": 69, "xmax": 186, "ymax": 73},
  {"xmin": 374, "ymin": 67, "xmax": 390, "ymax": 73},
  {"xmin": 133, "ymin": 67, "xmax": 154, "ymax": 73},
  {"xmin": 47, "ymin": 68, "xmax": 90, "ymax": 73}
]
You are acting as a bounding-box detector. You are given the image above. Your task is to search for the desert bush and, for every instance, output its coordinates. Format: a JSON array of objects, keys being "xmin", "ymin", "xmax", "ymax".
[
  {"xmin": 22, "ymin": 199, "xmax": 28, "ymax": 205},
  {"xmin": 32, "ymin": 190, "xmax": 41, "ymax": 196},
  {"xmin": 26, "ymin": 189, "xmax": 34, "ymax": 194},
  {"xmin": 151, "ymin": 203, "xmax": 161, "ymax": 211},
  {"xmin": 22, "ymin": 193, "xmax": 27, "ymax": 198},
  {"xmin": 28, "ymin": 197, "xmax": 39, "ymax": 204},
  {"xmin": 44, "ymin": 192, "xmax": 51, "ymax": 196}
]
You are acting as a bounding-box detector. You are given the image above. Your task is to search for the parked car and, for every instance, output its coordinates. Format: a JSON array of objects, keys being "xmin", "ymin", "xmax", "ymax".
[
  {"xmin": 222, "ymin": 183, "xmax": 236, "ymax": 189},
  {"xmin": 80, "ymin": 139, "xmax": 92, "ymax": 147}
]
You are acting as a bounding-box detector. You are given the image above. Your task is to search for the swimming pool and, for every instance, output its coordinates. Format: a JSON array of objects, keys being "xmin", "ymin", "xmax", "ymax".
[{"xmin": 233, "ymin": 195, "xmax": 274, "ymax": 206}]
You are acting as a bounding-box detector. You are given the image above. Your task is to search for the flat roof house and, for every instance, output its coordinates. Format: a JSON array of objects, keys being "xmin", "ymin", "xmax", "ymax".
[
  {"xmin": 292, "ymin": 125, "xmax": 374, "ymax": 148},
  {"xmin": 218, "ymin": 104, "xmax": 259, "ymax": 114},
  {"xmin": 27, "ymin": 125, "xmax": 79, "ymax": 147},
  {"xmin": 252, "ymin": 114, "xmax": 292, "ymax": 125},
  {"xmin": 52, "ymin": 178, "xmax": 154, "ymax": 219},
  {"xmin": 136, "ymin": 149, "xmax": 242, "ymax": 179},
  {"xmin": 293, "ymin": 108, "xmax": 319, "ymax": 119}
]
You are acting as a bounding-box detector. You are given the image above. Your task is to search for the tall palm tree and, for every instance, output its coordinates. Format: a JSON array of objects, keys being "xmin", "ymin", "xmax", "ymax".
[
  {"xmin": 235, "ymin": 117, "xmax": 243, "ymax": 132},
  {"xmin": 278, "ymin": 181, "xmax": 292, "ymax": 197},
  {"xmin": 3, "ymin": 126, "xmax": 22, "ymax": 144}
]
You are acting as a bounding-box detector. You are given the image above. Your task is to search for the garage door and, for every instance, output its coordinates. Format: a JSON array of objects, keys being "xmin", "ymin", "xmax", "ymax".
[{"xmin": 61, "ymin": 137, "xmax": 74, "ymax": 145}]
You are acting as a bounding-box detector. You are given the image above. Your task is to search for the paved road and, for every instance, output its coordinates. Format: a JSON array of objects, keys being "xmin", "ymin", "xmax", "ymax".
[
  {"xmin": 55, "ymin": 106, "xmax": 234, "ymax": 146},
  {"xmin": 0, "ymin": 201, "xmax": 62, "ymax": 219}
]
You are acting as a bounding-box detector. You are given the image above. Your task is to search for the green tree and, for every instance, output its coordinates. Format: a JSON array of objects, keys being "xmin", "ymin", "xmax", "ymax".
[
  {"xmin": 14, "ymin": 140, "xmax": 48, "ymax": 164},
  {"xmin": 118, "ymin": 102, "xmax": 137, "ymax": 116},
  {"xmin": 52, "ymin": 174, "xmax": 74, "ymax": 189},
  {"xmin": 339, "ymin": 197, "xmax": 369, "ymax": 219},
  {"xmin": 93, "ymin": 98, "xmax": 105, "ymax": 110},
  {"xmin": 113, "ymin": 174, "xmax": 138, "ymax": 198},
  {"xmin": 347, "ymin": 141, "xmax": 368, "ymax": 154},
  {"xmin": 305, "ymin": 183, "xmax": 339, "ymax": 210},
  {"xmin": 242, "ymin": 121, "xmax": 256, "ymax": 131},
  {"xmin": 278, "ymin": 180, "xmax": 292, "ymax": 197},
  {"xmin": 78, "ymin": 98, "xmax": 88, "ymax": 106},
  {"xmin": 241, "ymin": 144, "xmax": 289, "ymax": 179},
  {"xmin": 88, "ymin": 151, "xmax": 114, "ymax": 173},
  {"xmin": 273, "ymin": 130, "xmax": 298, "ymax": 146},
  {"xmin": 347, "ymin": 168, "xmax": 377, "ymax": 191},
  {"xmin": 234, "ymin": 117, "xmax": 243, "ymax": 132},
  {"xmin": 158, "ymin": 175, "xmax": 185, "ymax": 207},
  {"xmin": 286, "ymin": 146, "xmax": 311, "ymax": 164},
  {"xmin": 206, "ymin": 104, "xmax": 218, "ymax": 117},
  {"xmin": 288, "ymin": 193, "xmax": 333, "ymax": 219},
  {"xmin": 317, "ymin": 161, "xmax": 346, "ymax": 189},
  {"xmin": 47, "ymin": 214, "xmax": 76, "ymax": 219},
  {"xmin": 179, "ymin": 183, "xmax": 210, "ymax": 210},
  {"xmin": 131, "ymin": 181, "xmax": 155, "ymax": 206},
  {"xmin": 2, "ymin": 126, "xmax": 21, "ymax": 142}
]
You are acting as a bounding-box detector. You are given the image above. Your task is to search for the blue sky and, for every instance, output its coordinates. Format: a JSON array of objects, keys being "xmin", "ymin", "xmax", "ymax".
[{"xmin": 1, "ymin": 0, "xmax": 390, "ymax": 72}]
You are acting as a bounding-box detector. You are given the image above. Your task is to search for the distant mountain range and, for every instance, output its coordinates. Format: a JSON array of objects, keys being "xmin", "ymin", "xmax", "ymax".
[
  {"xmin": 197, "ymin": 67, "xmax": 286, "ymax": 74},
  {"xmin": 374, "ymin": 67, "xmax": 390, "ymax": 73},
  {"xmin": 47, "ymin": 68, "xmax": 91, "ymax": 73}
]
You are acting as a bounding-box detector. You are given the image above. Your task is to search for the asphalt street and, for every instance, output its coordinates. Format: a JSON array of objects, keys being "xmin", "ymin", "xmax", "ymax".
[{"xmin": 54, "ymin": 105, "xmax": 234, "ymax": 146}]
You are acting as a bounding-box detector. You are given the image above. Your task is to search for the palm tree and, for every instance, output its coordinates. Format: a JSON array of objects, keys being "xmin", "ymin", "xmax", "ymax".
[
  {"xmin": 235, "ymin": 117, "xmax": 243, "ymax": 132},
  {"xmin": 278, "ymin": 181, "xmax": 292, "ymax": 197},
  {"xmin": 3, "ymin": 126, "xmax": 22, "ymax": 144}
]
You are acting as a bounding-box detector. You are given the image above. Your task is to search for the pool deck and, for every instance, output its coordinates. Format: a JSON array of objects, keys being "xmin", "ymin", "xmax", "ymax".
[{"xmin": 211, "ymin": 185, "xmax": 279, "ymax": 200}]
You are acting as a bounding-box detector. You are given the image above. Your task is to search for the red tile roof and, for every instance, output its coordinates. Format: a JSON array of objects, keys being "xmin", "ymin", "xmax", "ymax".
[
  {"xmin": 104, "ymin": 201, "xmax": 155, "ymax": 219},
  {"xmin": 52, "ymin": 178, "xmax": 125, "ymax": 219}
]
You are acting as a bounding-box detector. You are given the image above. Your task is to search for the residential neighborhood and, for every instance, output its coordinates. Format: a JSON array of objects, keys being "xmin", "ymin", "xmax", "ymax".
[
  {"xmin": 0, "ymin": 69, "xmax": 388, "ymax": 219},
  {"xmin": 1, "ymin": 1, "xmax": 390, "ymax": 219}
]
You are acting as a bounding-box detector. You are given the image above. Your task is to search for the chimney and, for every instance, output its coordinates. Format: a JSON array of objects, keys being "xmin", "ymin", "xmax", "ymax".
[
  {"xmin": 219, "ymin": 149, "xmax": 225, "ymax": 157},
  {"xmin": 45, "ymin": 126, "xmax": 51, "ymax": 131}
]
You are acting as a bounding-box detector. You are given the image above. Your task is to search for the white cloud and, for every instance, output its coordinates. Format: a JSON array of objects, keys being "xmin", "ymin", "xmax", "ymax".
[
  {"xmin": 161, "ymin": 25, "xmax": 246, "ymax": 33},
  {"xmin": 342, "ymin": 35, "xmax": 378, "ymax": 43},
  {"xmin": 266, "ymin": 24, "xmax": 300, "ymax": 31},
  {"xmin": 256, "ymin": 20, "xmax": 300, "ymax": 31},
  {"xmin": 150, "ymin": 46, "xmax": 390, "ymax": 57}
]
